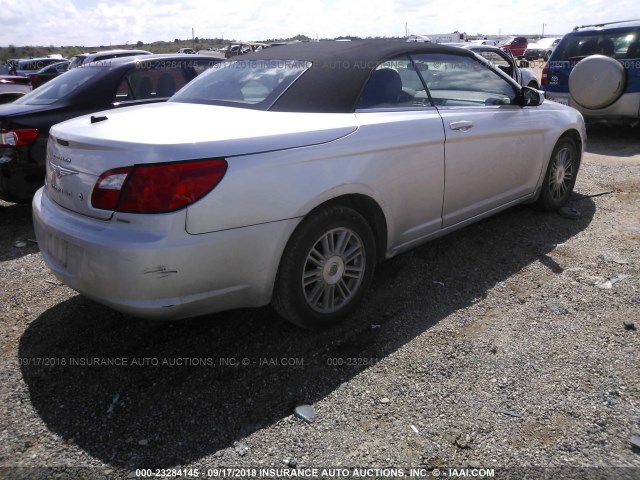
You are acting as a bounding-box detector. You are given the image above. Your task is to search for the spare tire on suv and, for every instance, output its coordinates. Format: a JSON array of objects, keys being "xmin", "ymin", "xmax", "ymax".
[
  {"xmin": 569, "ymin": 55, "xmax": 626, "ymax": 109},
  {"xmin": 541, "ymin": 20, "xmax": 640, "ymax": 122}
]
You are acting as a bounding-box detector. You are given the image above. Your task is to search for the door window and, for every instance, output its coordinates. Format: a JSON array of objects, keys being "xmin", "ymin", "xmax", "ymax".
[
  {"xmin": 410, "ymin": 53, "xmax": 518, "ymax": 106},
  {"xmin": 357, "ymin": 55, "xmax": 435, "ymax": 109}
]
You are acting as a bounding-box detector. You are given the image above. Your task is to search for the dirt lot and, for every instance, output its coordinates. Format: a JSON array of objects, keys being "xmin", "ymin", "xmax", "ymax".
[{"xmin": 0, "ymin": 122, "xmax": 639, "ymax": 480}]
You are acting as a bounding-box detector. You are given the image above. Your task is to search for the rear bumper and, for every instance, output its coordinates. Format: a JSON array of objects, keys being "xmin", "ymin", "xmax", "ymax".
[
  {"xmin": 544, "ymin": 92, "xmax": 640, "ymax": 120},
  {"xmin": 0, "ymin": 138, "xmax": 47, "ymax": 202},
  {"xmin": 32, "ymin": 187, "xmax": 300, "ymax": 320}
]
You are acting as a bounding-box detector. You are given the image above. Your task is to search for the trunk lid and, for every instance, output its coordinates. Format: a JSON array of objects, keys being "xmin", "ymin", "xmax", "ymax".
[{"xmin": 45, "ymin": 102, "xmax": 357, "ymax": 218}]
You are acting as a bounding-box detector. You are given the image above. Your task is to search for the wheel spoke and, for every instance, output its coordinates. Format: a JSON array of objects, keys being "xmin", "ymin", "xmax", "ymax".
[
  {"xmin": 303, "ymin": 268, "xmax": 323, "ymax": 287},
  {"xmin": 343, "ymin": 264, "xmax": 364, "ymax": 278},
  {"xmin": 302, "ymin": 226, "xmax": 366, "ymax": 314},
  {"xmin": 336, "ymin": 278, "xmax": 351, "ymax": 300},
  {"xmin": 318, "ymin": 234, "xmax": 330, "ymax": 257},
  {"xmin": 307, "ymin": 249, "xmax": 325, "ymax": 268},
  {"xmin": 335, "ymin": 230, "xmax": 351, "ymax": 255},
  {"xmin": 547, "ymin": 147, "xmax": 575, "ymax": 201},
  {"xmin": 308, "ymin": 281, "xmax": 326, "ymax": 307},
  {"xmin": 322, "ymin": 285, "xmax": 335, "ymax": 310},
  {"xmin": 344, "ymin": 244, "xmax": 362, "ymax": 264}
]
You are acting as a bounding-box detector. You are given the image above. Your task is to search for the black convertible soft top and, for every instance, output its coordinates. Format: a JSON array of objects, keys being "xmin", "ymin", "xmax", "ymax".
[{"xmin": 238, "ymin": 40, "xmax": 477, "ymax": 113}]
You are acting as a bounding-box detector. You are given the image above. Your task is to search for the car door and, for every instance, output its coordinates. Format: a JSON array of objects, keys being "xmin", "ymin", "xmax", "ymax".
[
  {"xmin": 354, "ymin": 56, "xmax": 446, "ymax": 251},
  {"xmin": 412, "ymin": 53, "xmax": 544, "ymax": 228}
]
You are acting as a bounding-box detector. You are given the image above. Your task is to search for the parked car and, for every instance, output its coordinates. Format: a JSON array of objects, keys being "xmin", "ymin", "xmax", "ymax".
[
  {"xmin": 0, "ymin": 54, "xmax": 222, "ymax": 202},
  {"xmin": 68, "ymin": 49, "xmax": 152, "ymax": 69},
  {"xmin": 498, "ymin": 36, "xmax": 528, "ymax": 58},
  {"xmin": 461, "ymin": 44, "xmax": 540, "ymax": 88},
  {"xmin": 33, "ymin": 41, "xmax": 585, "ymax": 329},
  {"xmin": 28, "ymin": 60, "xmax": 70, "ymax": 89},
  {"xmin": 524, "ymin": 37, "xmax": 562, "ymax": 61},
  {"xmin": 14, "ymin": 57, "xmax": 65, "ymax": 76},
  {"xmin": 0, "ymin": 76, "xmax": 31, "ymax": 103},
  {"xmin": 177, "ymin": 48, "xmax": 196, "ymax": 54},
  {"xmin": 224, "ymin": 42, "xmax": 269, "ymax": 58},
  {"xmin": 470, "ymin": 39, "xmax": 498, "ymax": 46},
  {"xmin": 542, "ymin": 20, "xmax": 640, "ymax": 122}
]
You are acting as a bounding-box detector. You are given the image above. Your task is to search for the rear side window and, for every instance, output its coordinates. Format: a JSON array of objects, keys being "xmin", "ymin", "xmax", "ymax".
[
  {"xmin": 553, "ymin": 28, "xmax": 640, "ymax": 60},
  {"xmin": 171, "ymin": 60, "xmax": 311, "ymax": 109}
]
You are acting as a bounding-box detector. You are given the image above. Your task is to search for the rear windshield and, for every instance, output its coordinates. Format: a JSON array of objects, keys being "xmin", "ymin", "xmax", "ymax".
[
  {"xmin": 13, "ymin": 65, "xmax": 105, "ymax": 105},
  {"xmin": 553, "ymin": 28, "xmax": 640, "ymax": 60},
  {"xmin": 171, "ymin": 59, "xmax": 311, "ymax": 110}
]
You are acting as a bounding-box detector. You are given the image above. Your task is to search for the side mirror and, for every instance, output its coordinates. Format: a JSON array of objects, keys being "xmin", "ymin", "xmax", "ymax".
[{"xmin": 521, "ymin": 86, "xmax": 544, "ymax": 107}]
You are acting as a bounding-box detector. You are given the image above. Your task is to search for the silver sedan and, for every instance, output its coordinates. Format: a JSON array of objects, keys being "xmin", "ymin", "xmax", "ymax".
[{"xmin": 33, "ymin": 41, "xmax": 586, "ymax": 329}]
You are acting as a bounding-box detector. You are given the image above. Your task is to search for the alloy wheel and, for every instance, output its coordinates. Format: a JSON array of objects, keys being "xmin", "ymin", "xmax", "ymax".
[{"xmin": 302, "ymin": 227, "xmax": 365, "ymax": 313}]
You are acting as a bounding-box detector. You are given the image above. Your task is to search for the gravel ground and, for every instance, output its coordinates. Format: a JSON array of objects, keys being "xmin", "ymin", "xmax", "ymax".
[{"xmin": 0, "ymin": 123, "xmax": 639, "ymax": 480}]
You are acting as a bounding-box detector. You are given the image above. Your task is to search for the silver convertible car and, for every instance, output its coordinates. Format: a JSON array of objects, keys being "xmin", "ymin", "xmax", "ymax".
[{"xmin": 33, "ymin": 41, "xmax": 586, "ymax": 329}]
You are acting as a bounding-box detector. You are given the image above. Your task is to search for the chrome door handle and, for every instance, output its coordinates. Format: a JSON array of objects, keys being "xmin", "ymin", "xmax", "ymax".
[{"xmin": 449, "ymin": 120, "xmax": 474, "ymax": 131}]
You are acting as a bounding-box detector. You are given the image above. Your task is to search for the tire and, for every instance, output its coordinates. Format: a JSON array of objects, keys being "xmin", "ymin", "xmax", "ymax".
[
  {"xmin": 536, "ymin": 138, "xmax": 579, "ymax": 211},
  {"xmin": 527, "ymin": 81, "xmax": 539, "ymax": 89},
  {"xmin": 569, "ymin": 55, "xmax": 626, "ymax": 109},
  {"xmin": 272, "ymin": 205, "xmax": 376, "ymax": 329}
]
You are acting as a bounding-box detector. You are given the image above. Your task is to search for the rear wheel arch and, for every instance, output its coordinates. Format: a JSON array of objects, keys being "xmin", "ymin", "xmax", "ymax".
[
  {"xmin": 272, "ymin": 202, "xmax": 378, "ymax": 329},
  {"xmin": 303, "ymin": 194, "xmax": 388, "ymax": 263},
  {"xmin": 333, "ymin": 194, "xmax": 387, "ymax": 262},
  {"xmin": 271, "ymin": 194, "xmax": 388, "ymax": 329}
]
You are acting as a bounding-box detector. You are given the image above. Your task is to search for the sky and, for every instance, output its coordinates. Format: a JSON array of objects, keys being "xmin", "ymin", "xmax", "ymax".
[{"xmin": 2, "ymin": 0, "xmax": 639, "ymax": 47}]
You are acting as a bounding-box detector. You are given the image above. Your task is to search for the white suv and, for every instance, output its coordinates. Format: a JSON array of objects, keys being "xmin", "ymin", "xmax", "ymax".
[{"xmin": 68, "ymin": 49, "xmax": 151, "ymax": 69}]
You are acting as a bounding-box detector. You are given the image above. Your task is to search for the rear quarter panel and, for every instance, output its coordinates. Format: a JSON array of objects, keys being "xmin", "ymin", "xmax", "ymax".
[{"xmin": 185, "ymin": 109, "xmax": 447, "ymax": 253}]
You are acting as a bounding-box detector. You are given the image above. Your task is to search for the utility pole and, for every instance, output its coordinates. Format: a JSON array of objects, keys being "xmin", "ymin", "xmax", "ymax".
[{"xmin": 542, "ymin": 23, "xmax": 546, "ymax": 36}]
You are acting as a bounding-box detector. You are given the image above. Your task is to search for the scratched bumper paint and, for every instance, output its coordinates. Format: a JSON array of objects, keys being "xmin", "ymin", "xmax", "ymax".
[{"xmin": 33, "ymin": 187, "xmax": 300, "ymax": 320}]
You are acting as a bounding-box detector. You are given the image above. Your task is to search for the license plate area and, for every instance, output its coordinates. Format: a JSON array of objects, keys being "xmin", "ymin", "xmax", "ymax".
[
  {"xmin": 44, "ymin": 232, "xmax": 69, "ymax": 269},
  {"xmin": 547, "ymin": 96, "xmax": 569, "ymax": 106}
]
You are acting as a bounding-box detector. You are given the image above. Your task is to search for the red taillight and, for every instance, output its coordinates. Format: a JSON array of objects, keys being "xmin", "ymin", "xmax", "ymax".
[
  {"xmin": 91, "ymin": 159, "xmax": 227, "ymax": 213},
  {"xmin": 92, "ymin": 167, "xmax": 132, "ymax": 211},
  {"xmin": 0, "ymin": 129, "xmax": 39, "ymax": 147},
  {"xmin": 541, "ymin": 63, "xmax": 549, "ymax": 86}
]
